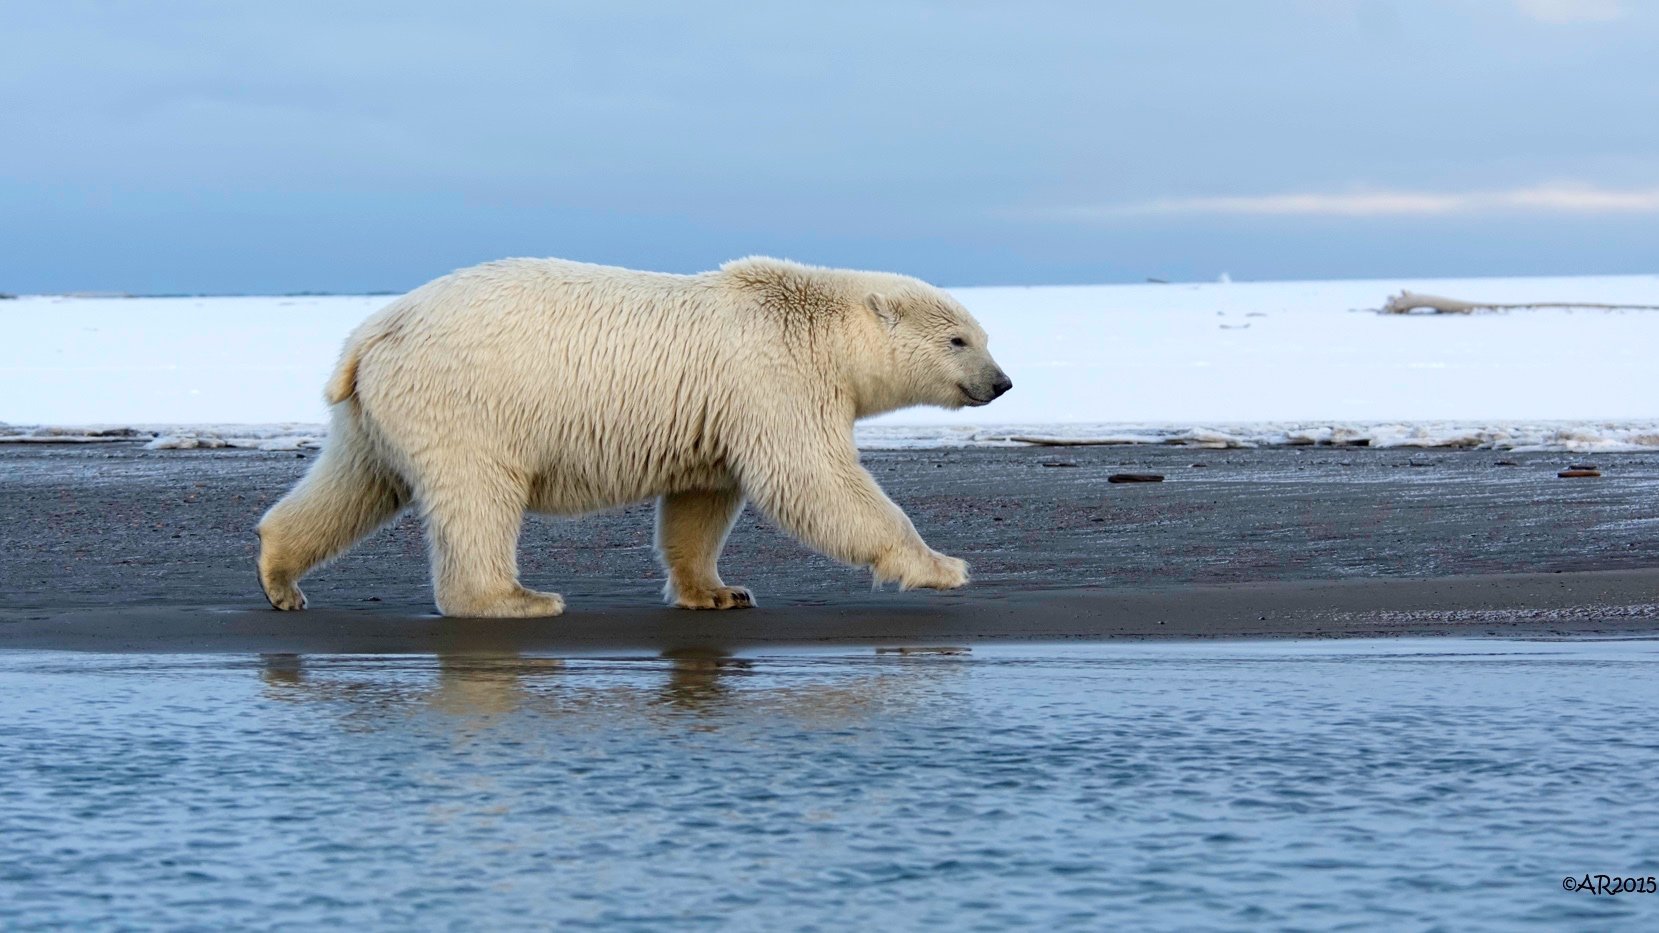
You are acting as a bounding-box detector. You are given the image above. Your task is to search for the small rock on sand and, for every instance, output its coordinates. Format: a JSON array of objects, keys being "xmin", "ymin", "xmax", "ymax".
[
  {"xmin": 1569, "ymin": 463, "xmax": 1598, "ymax": 471},
  {"xmin": 1558, "ymin": 469, "xmax": 1601, "ymax": 478},
  {"xmin": 1109, "ymin": 473, "xmax": 1165, "ymax": 484}
]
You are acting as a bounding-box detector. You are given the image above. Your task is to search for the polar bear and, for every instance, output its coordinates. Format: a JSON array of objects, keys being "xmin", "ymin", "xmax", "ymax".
[{"xmin": 256, "ymin": 256, "xmax": 1012, "ymax": 618}]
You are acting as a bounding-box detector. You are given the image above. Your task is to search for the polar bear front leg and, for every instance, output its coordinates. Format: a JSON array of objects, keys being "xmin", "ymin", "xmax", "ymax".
[
  {"xmin": 420, "ymin": 477, "xmax": 564, "ymax": 619},
  {"xmin": 737, "ymin": 429, "xmax": 969, "ymax": 591},
  {"xmin": 656, "ymin": 487, "xmax": 755, "ymax": 609}
]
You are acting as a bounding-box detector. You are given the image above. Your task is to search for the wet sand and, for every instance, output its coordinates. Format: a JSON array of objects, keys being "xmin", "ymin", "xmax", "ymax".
[{"xmin": 4, "ymin": 445, "xmax": 1659, "ymax": 652}]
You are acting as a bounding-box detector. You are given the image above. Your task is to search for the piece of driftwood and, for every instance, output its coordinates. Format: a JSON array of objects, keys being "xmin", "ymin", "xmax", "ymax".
[
  {"xmin": 1008, "ymin": 435, "xmax": 1137, "ymax": 446},
  {"xmin": 1108, "ymin": 473, "xmax": 1164, "ymax": 483},
  {"xmin": 1381, "ymin": 290, "xmax": 1659, "ymax": 315}
]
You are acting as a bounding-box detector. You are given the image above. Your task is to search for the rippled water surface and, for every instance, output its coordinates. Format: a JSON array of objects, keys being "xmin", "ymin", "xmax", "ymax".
[{"xmin": 4, "ymin": 639, "xmax": 1658, "ymax": 930}]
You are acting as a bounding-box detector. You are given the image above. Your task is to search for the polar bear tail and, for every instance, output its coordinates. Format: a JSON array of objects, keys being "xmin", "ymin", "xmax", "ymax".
[{"xmin": 324, "ymin": 341, "xmax": 364, "ymax": 405}]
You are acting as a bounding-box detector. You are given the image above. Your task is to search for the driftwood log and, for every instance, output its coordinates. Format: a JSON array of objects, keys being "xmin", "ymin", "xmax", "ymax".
[{"xmin": 1381, "ymin": 290, "xmax": 1659, "ymax": 315}]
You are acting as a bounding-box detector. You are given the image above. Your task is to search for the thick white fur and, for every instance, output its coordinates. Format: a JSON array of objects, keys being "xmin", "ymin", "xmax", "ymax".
[{"xmin": 256, "ymin": 256, "xmax": 1009, "ymax": 618}]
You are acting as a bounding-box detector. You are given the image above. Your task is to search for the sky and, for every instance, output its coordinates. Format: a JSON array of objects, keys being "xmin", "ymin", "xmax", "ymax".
[{"xmin": 3, "ymin": 0, "xmax": 1657, "ymax": 294}]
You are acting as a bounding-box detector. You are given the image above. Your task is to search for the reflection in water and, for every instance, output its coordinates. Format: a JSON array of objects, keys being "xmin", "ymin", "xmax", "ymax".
[
  {"xmin": 261, "ymin": 651, "xmax": 571, "ymax": 723},
  {"xmin": 258, "ymin": 645, "xmax": 957, "ymax": 729},
  {"xmin": 656, "ymin": 647, "xmax": 753, "ymax": 713},
  {"xmin": 427, "ymin": 655, "xmax": 567, "ymax": 717},
  {"xmin": 260, "ymin": 652, "xmax": 304, "ymax": 686}
]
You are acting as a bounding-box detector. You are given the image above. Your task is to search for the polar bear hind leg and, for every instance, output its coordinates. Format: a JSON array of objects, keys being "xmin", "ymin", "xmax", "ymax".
[
  {"xmin": 416, "ymin": 468, "xmax": 565, "ymax": 618},
  {"xmin": 257, "ymin": 419, "xmax": 409, "ymax": 611}
]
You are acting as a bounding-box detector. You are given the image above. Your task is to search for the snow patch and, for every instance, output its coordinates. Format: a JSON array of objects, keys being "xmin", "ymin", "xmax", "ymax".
[{"xmin": 3, "ymin": 275, "xmax": 1656, "ymax": 439}]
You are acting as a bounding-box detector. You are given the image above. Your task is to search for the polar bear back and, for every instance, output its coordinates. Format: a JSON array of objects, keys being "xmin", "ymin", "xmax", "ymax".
[{"xmin": 343, "ymin": 258, "xmax": 783, "ymax": 512}]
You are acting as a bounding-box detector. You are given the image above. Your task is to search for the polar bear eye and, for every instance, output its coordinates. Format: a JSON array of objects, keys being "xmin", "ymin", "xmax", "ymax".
[{"xmin": 949, "ymin": 337, "xmax": 967, "ymax": 348}]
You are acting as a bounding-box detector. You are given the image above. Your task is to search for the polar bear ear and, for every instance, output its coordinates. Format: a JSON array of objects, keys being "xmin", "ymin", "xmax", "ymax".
[{"xmin": 865, "ymin": 293, "xmax": 900, "ymax": 328}]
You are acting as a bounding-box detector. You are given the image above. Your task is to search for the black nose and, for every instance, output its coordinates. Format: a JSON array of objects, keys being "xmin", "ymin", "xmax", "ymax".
[{"xmin": 990, "ymin": 375, "xmax": 1013, "ymax": 399}]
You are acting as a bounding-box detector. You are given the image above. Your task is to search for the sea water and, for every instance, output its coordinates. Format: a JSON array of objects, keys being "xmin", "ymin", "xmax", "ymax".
[{"xmin": 2, "ymin": 639, "xmax": 1656, "ymax": 930}]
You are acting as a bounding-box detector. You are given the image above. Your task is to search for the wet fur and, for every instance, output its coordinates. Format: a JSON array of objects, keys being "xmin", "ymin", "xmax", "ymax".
[{"xmin": 257, "ymin": 256, "xmax": 1007, "ymax": 617}]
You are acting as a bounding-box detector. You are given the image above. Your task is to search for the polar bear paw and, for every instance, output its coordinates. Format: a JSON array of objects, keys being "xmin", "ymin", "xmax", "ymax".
[
  {"xmin": 670, "ymin": 585, "xmax": 756, "ymax": 610},
  {"xmin": 878, "ymin": 547, "xmax": 970, "ymax": 591},
  {"xmin": 440, "ymin": 587, "xmax": 566, "ymax": 619},
  {"xmin": 263, "ymin": 579, "xmax": 308, "ymax": 611}
]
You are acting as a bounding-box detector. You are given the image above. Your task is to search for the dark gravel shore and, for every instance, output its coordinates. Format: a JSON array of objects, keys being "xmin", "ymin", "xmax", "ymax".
[{"xmin": 4, "ymin": 444, "xmax": 1659, "ymax": 651}]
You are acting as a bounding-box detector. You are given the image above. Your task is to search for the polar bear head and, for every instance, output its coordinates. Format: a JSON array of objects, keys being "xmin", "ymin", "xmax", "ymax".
[
  {"xmin": 720, "ymin": 257, "xmax": 1012, "ymax": 416},
  {"xmin": 863, "ymin": 286, "xmax": 1011, "ymax": 412}
]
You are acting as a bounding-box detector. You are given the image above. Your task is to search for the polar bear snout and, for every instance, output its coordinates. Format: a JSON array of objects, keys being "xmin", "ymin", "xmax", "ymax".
[{"xmin": 961, "ymin": 369, "xmax": 1013, "ymax": 406}]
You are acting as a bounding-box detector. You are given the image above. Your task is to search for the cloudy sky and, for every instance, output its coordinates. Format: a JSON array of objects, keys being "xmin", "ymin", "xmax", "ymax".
[{"xmin": 3, "ymin": 0, "xmax": 1655, "ymax": 293}]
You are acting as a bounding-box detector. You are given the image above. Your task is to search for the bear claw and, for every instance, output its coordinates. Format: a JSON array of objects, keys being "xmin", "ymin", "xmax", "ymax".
[
  {"xmin": 264, "ymin": 581, "xmax": 308, "ymax": 611},
  {"xmin": 673, "ymin": 586, "xmax": 756, "ymax": 610}
]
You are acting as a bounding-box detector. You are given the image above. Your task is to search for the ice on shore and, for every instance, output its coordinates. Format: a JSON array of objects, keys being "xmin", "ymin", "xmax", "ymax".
[
  {"xmin": 0, "ymin": 423, "xmax": 326, "ymax": 450},
  {"xmin": 3, "ymin": 273, "xmax": 1656, "ymax": 450},
  {"xmin": 856, "ymin": 421, "xmax": 1659, "ymax": 452}
]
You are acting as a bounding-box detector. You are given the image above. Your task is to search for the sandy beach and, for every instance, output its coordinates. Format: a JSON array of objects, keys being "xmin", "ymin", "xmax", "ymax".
[{"xmin": 4, "ymin": 444, "xmax": 1658, "ymax": 653}]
